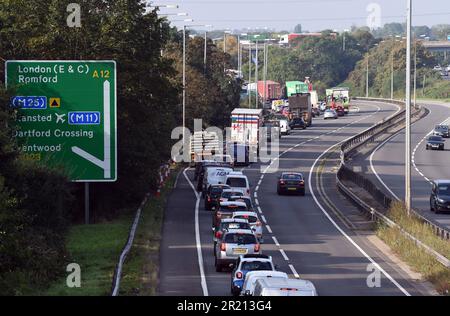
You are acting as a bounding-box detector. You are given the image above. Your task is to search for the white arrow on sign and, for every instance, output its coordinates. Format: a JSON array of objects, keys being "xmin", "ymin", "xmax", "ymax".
[{"xmin": 72, "ymin": 80, "xmax": 111, "ymax": 179}]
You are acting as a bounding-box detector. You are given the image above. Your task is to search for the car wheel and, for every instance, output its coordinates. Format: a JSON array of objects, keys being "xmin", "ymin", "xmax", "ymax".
[
  {"xmin": 426, "ymin": 145, "xmax": 429, "ymax": 150},
  {"xmin": 430, "ymin": 200, "xmax": 435, "ymax": 213},
  {"xmin": 277, "ymin": 188, "xmax": 281, "ymax": 195},
  {"xmin": 300, "ymin": 189, "xmax": 305, "ymax": 196}
]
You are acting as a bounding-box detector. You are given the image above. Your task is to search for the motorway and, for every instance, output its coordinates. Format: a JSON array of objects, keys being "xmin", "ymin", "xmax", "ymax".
[
  {"xmin": 368, "ymin": 100, "xmax": 450, "ymax": 231},
  {"xmin": 159, "ymin": 102, "xmax": 431, "ymax": 296}
]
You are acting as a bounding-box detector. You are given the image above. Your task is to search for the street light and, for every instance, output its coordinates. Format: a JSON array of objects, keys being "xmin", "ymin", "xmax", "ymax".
[
  {"xmin": 159, "ymin": 12, "xmax": 188, "ymax": 16},
  {"xmin": 343, "ymin": 29, "xmax": 350, "ymax": 51},
  {"xmin": 405, "ymin": 0, "xmax": 412, "ymax": 214},
  {"xmin": 182, "ymin": 23, "xmax": 210, "ymax": 144},
  {"xmin": 203, "ymin": 25, "xmax": 213, "ymax": 75}
]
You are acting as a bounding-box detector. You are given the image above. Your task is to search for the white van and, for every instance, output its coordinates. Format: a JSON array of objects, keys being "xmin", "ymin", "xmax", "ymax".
[
  {"xmin": 203, "ymin": 167, "xmax": 233, "ymax": 194},
  {"xmin": 225, "ymin": 172, "xmax": 250, "ymax": 197},
  {"xmin": 278, "ymin": 118, "xmax": 291, "ymax": 136},
  {"xmin": 241, "ymin": 271, "xmax": 289, "ymax": 296},
  {"xmin": 253, "ymin": 278, "xmax": 318, "ymax": 296}
]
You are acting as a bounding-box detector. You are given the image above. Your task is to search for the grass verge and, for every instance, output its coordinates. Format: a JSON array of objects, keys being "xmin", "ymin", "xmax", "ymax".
[
  {"xmin": 40, "ymin": 214, "xmax": 133, "ymax": 296},
  {"xmin": 118, "ymin": 165, "xmax": 179, "ymax": 296},
  {"xmin": 376, "ymin": 202, "xmax": 450, "ymax": 295}
]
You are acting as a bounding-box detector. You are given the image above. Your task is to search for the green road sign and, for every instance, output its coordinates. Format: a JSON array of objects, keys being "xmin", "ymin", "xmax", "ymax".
[{"xmin": 5, "ymin": 60, "xmax": 117, "ymax": 182}]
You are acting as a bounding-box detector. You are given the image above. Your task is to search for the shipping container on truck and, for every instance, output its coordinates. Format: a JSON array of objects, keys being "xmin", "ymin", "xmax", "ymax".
[
  {"xmin": 230, "ymin": 108, "xmax": 263, "ymax": 159},
  {"xmin": 288, "ymin": 94, "xmax": 312, "ymax": 127},
  {"xmin": 257, "ymin": 80, "xmax": 282, "ymax": 101},
  {"xmin": 285, "ymin": 81, "xmax": 309, "ymax": 97}
]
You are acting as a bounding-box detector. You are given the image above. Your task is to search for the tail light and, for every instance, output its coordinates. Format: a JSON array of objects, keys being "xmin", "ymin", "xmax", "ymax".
[
  {"xmin": 247, "ymin": 189, "xmax": 250, "ymax": 195},
  {"xmin": 208, "ymin": 197, "xmax": 211, "ymax": 202},
  {"xmin": 215, "ymin": 231, "xmax": 223, "ymax": 239},
  {"xmin": 279, "ymin": 180, "xmax": 285, "ymax": 185},
  {"xmin": 256, "ymin": 220, "xmax": 262, "ymax": 227},
  {"xmin": 220, "ymin": 198, "xmax": 224, "ymax": 202},
  {"xmin": 254, "ymin": 244, "xmax": 260, "ymax": 252},
  {"xmin": 300, "ymin": 180, "xmax": 304, "ymax": 185},
  {"xmin": 236, "ymin": 272, "xmax": 243, "ymax": 279},
  {"xmin": 220, "ymin": 243, "xmax": 226, "ymax": 251},
  {"xmin": 217, "ymin": 212, "xmax": 222, "ymax": 219}
]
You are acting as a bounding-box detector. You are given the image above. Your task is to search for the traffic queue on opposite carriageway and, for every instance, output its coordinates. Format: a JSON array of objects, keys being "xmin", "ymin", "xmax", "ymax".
[{"xmin": 194, "ymin": 157, "xmax": 317, "ymax": 296}]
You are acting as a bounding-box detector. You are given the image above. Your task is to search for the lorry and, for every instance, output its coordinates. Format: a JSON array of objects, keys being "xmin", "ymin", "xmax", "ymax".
[
  {"xmin": 257, "ymin": 80, "xmax": 282, "ymax": 101},
  {"xmin": 230, "ymin": 108, "xmax": 264, "ymax": 159},
  {"xmin": 190, "ymin": 131, "xmax": 222, "ymax": 167},
  {"xmin": 285, "ymin": 81, "xmax": 309, "ymax": 97},
  {"xmin": 288, "ymin": 93, "xmax": 312, "ymax": 127},
  {"xmin": 326, "ymin": 87, "xmax": 350, "ymax": 113}
]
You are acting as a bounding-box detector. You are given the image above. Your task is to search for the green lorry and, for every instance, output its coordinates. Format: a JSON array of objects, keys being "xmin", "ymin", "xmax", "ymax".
[{"xmin": 286, "ymin": 81, "xmax": 309, "ymax": 97}]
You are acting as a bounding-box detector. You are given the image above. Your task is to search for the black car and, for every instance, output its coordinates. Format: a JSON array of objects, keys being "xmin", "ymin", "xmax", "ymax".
[
  {"xmin": 277, "ymin": 172, "xmax": 305, "ymax": 196},
  {"xmin": 426, "ymin": 135, "xmax": 445, "ymax": 151},
  {"xmin": 430, "ymin": 180, "xmax": 450, "ymax": 213},
  {"xmin": 205, "ymin": 184, "xmax": 231, "ymax": 211},
  {"xmin": 289, "ymin": 117, "xmax": 307, "ymax": 130}
]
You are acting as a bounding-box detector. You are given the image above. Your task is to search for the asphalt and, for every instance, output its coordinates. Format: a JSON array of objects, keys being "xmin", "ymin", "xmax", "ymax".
[
  {"xmin": 158, "ymin": 102, "xmax": 430, "ymax": 296},
  {"xmin": 365, "ymin": 100, "xmax": 450, "ymax": 230}
]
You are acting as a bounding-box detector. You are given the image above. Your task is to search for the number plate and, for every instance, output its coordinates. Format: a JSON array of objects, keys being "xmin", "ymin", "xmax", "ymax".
[
  {"xmin": 288, "ymin": 187, "xmax": 297, "ymax": 191},
  {"xmin": 233, "ymin": 248, "xmax": 248, "ymax": 255}
]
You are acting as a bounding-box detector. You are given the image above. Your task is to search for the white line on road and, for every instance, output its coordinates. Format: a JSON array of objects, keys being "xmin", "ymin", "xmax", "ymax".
[
  {"xmin": 289, "ymin": 264, "xmax": 300, "ymax": 279},
  {"xmin": 279, "ymin": 249, "xmax": 289, "ymax": 261},
  {"xmin": 255, "ymin": 198, "xmax": 259, "ymax": 206},
  {"xmin": 265, "ymin": 225, "xmax": 273, "ymax": 234},
  {"xmin": 309, "ymin": 139, "xmax": 411, "ymax": 296},
  {"xmin": 183, "ymin": 168, "xmax": 208, "ymax": 296},
  {"xmin": 272, "ymin": 236, "xmax": 280, "ymax": 247},
  {"xmin": 261, "ymin": 215, "xmax": 267, "ymax": 224}
]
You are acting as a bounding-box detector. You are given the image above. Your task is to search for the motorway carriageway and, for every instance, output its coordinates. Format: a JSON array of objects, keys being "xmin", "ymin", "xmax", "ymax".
[
  {"xmin": 367, "ymin": 100, "xmax": 450, "ymax": 231},
  {"xmin": 159, "ymin": 102, "xmax": 430, "ymax": 296}
]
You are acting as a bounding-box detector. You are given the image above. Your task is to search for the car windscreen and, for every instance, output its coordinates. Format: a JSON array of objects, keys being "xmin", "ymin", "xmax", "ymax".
[
  {"xmin": 437, "ymin": 185, "xmax": 450, "ymax": 195},
  {"xmin": 229, "ymin": 199, "xmax": 252, "ymax": 209},
  {"xmin": 234, "ymin": 215, "xmax": 258, "ymax": 223},
  {"xmin": 222, "ymin": 222, "xmax": 251, "ymax": 231},
  {"xmin": 224, "ymin": 233, "xmax": 256, "ymax": 244},
  {"xmin": 222, "ymin": 191, "xmax": 243, "ymax": 199},
  {"xmin": 211, "ymin": 187, "xmax": 225, "ymax": 195},
  {"xmin": 282, "ymin": 174, "xmax": 302, "ymax": 181},
  {"xmin": 226, "ymin": 178, "xmax": 247, "ymax": 188},
  {"xmin": 429, "ymin": 136, "xmax": 443, "ymax": 141},
  {"xmin": 220, "ymin": 205, "xmax": 248, "ymax": 212},
  {"xmin": 241, "ymin": 261, "xmax": 272, "ymax": 271}
]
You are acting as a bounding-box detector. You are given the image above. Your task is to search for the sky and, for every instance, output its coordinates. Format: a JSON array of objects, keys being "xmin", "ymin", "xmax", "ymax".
[{"xmin": 158, "ymin": 0, "xmax": 450, "ymax": 32}]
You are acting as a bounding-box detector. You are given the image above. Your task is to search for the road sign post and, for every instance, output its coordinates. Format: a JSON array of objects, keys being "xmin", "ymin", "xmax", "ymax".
[{"xmin": 6, "ymin": 60, "xmax": 117, "ymax": 224}]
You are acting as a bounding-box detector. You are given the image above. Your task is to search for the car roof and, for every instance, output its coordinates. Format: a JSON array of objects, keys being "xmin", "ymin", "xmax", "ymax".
[
  {"xmin": 241, "ymin": 254, "xmax": 270, "ymax": 259},
  {"xmin": 222, "ymin": 189, "xmax": 243, "ymax": 193},
  {"xmin": 256, "ymin": 278, "xmax": 316, "ymax": 290},
  {"xmin": 210, "ymin": 184, "xmax": 231, "ymax": 188},
  {"xmin": 232, "ymin": 211, "xmax": 258, "ymax": 217},
  {"xmin": 281, "ymin": 172, "xmax": 303, "ymax": 176},
  {"xmin": 245, "ymin": 271, "xmax": 288, "ymax": 279},
  {"xmin": 225, "ymin": 229, "xmax": 255, "ymax": 235},
  {"xmin": 229, "ymin": 195, "xmax": 251, "ymax": 200},
  {"xmin": 219, "ymin": 201, "xmax": 247, "ymax": 207},
  {"xmin": 434, "ymin": 180, "xmax": 450, "ymax": 185},
  {"xmin": 220, "ymin": 218, "xmax": 248, "ymax": 224}
]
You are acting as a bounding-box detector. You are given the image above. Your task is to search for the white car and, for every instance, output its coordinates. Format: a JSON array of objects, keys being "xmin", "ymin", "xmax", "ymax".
[
  {"xmin": 225, "ymin": 172, "xmax": 250, "ymax": 196},
  {"xmin": 323, "ymin": 109, "xmax": 338, "ymax": 120},
  {"xmin": 232, "ymin": 211, "xmax": 262, "ymax": 240},
  {"xmin": 253, "ymin": 278, "xmax": 318, "ymax": 296},
  {"xmin": 241, "ymin": 271, "xmax": 289, "ymax": 296}
]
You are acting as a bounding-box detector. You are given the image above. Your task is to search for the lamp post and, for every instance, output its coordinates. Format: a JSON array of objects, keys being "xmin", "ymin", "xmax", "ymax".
[
  {"xmin": 343, "ymin": 29, "xmax": 350, "ymax": 51},
  {"xmin": 405, "ymin": 0, "xmax": 412, "ymax": 214},
  {"xmin": 203, "ymin": 25, "xmax": 213, "ymax": 75}
]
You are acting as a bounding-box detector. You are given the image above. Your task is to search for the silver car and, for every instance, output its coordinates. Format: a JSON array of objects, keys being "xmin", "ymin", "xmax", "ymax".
[
  {"xmin": 215, "ymin": 229, "xmax": 261, "ymax": 272},
  {"xmin": 232, "ymin": 211, "xmax": 263, "ymax": 241},
  {"xmin": 323, "ymin": 109, "xmax": 338, "ymax": 120}
]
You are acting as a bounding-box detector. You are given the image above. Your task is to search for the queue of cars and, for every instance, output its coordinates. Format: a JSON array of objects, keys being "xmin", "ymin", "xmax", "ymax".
[{"xmin": 195, "ymin": 153, "xmax": 316, "ymax": 296}]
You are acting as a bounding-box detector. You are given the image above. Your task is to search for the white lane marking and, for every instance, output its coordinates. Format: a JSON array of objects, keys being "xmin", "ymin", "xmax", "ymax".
[
  {"xmin": 182, "ymin": 168, "xmax": 208, "ymax": 296},
  {"xmin": 266, "ymin": 225, "xmax": 273, "ymax": 234},
  {"xmin": 308, "ymin": 140, "xmax": 411, "ymax": 296},
  {"xmin": 279, "ymin": 249, "xmax": 289, "ymax": 261},
  {"xmin": 272, "ymin": 236, "xmax": 280, "ymax": 247},
  {"xmin": 257, "ymin": 206, "xmax": 262, "ymax": 214},
  {"xmin": 255, "ymin": 198, "xmax": 259, "ymax": 206},
  {"xmin": 261, "ymin": 215, "xmax": 267, "ymax": 224},
  {"xmin": 254, "ymin": 192, "xmax": 258, "ymax": 198},
  {"xmin": 289, "ymin": 264, "xmax": 300, "ymax": 279},
  {"xmin": 255, "ymin": 185, "xmax": 259, "ymax": 191}
]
